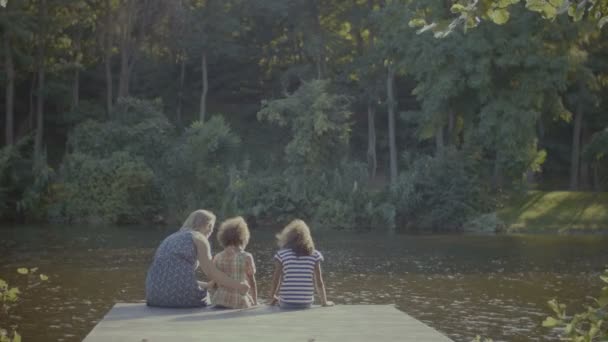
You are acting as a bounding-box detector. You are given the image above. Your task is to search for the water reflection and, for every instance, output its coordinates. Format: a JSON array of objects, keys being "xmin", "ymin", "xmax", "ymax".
[{"xmin": 1, "ymin": 224, "xmax": 607, "ymax": 342}]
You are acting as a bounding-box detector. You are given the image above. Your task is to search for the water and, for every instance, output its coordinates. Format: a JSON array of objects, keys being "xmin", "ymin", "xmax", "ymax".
[{"xmin": 1, "ymin": 224, "xmax": 607, "ymax": 342}]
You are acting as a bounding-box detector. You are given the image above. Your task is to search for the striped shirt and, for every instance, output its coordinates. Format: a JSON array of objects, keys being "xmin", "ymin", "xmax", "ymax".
[{"xmin": 274, "ymin": 248, "xmax": 323, "ymax": 305}]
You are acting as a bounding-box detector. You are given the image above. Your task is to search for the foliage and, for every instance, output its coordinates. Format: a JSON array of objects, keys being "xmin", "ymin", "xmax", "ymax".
[
  {"xmin": 257, "ymin": 80, "xmax": 353, "ymax": 169},
  {"xmin": 542, "ymin": 269, "xmax": 608, "ymax": 341},
  {"xmin": 0, "ymin": 268, "xmax": 48, "ymax": 342},
  {"xmin": 464, "ymin": 212, "xmax": 506, "ymax": 233},
  {"xmin": 410, "ymin": 0, "xmax": 608, "ymax": 38},
  {"xmin": 67, "ymin": 98, "xmax": 174, "ymax": 168},
  {"xmin": 51, "ymin": 152, "xmax": 158, "ymax": 224},
  {"xmin": 392, "ymin": 148, "xmax": 487, "ymax": 232},
  {"xmin": 0, "ymin": 138, "xmax": 53, "ymax": 222},
  {"xmin": 160, "ymin": 116, "xmax": 241, "ymax": 221},
  {"xmin": 584, "ymin": 127, "xmax": 608, "ymax": 161}
]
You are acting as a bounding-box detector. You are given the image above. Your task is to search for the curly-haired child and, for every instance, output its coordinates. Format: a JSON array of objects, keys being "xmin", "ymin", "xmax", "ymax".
[
  {"xmin": 269, "ymin": 219, "xmax": 333, "ymax": 309},
  {"xmin": 209, "ymin": 216, "xmax": 257, "ymax": 308}
]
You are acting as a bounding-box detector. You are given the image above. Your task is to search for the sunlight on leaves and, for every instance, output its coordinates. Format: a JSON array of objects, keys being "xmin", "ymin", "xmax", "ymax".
[{"xmin": 16, "ymin": 268, "xmax": 28, "ymax": 275}]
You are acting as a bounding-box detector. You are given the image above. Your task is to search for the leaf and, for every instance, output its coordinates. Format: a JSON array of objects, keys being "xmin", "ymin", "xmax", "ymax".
[
  {"xmin": 16, "ymin": 268, "xmax": 28, "ymax": 275},
  {"xmin": 6, "ymin": 287, "xmax": 20, "ymax": 301},
  {"xmin": 0, "ymin": 0, "xmax": 6, "ymax": 8},
  {"xmin": 601, "ymin": 275, "xmax": 608, "ymax": 284},
  {"xmin": 599, "ymin": 16, "xmax": 608, "ymax": 29},
  {"xmin": 598, "ymin": 294, "xmax": 608, "ymax": 307},
  {"xmin": 497, "ymin": 0, "xmax": 520, "ymax": 8},
  {"xmin": 0, "ymin": 279, "xmax": 7, "ymax": 290},
  {"xmin": 39, "ymin": 274, "xmax": 49, "ymax": 281},
  {"xmin": 29, "ymin": 267, "xmax": 38, "ymax": 273},
  {"xmin": 542, "ymin": 316, "xmax": 561, "ymax": 327},
  {"xmin": 12, "ymin": 332, "xmax": 21, "ymax": 342},
  {"xmin": 488, "ymin": 8, "xmax": 510, "ymax": 24},
  {"xmin": 527, "ymin": 0, "xmax": 558, "ymax": 18},
  {"xmin": 408, "ymin": 18, "xmax": 427, "ymax": 28},
  {"xmin": 567, "ymin": 4, "xmax": 584, "ymax": 21},
  {"xmin": 547, "ymin": 0, "xmax": 564, "ymax": 7},
  {"xmin": 451, "ymin": 4, "xmax": 467, "ymax": 13}
]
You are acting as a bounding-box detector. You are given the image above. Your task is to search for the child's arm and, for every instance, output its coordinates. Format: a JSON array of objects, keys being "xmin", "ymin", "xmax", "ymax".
[
  {"xmin": 245, "ymin": 254, "xmax": 258, "ymax": 305},
  {"xmin": 314, "ymin": 261, "xmax": 334, "ymax": 307},
  {"xmin": 268, "ymin": 259, "xmax": 283, "ymax": 305}
]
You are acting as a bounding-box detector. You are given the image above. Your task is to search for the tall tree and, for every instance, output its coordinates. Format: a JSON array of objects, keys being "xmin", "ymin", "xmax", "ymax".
[
  {"xmin": 34, "ymin": 0, "xmax": 47, "ymax": 160},
  {"xmin": 386, "ymin": 62, "xmax": 398, "ymax": 186},
  {"xmin": 2, "ymin": 6, "xmax": 15, "ymax": 146},
  {"xmin": 104, "ymin": 0, "xmax": 113, "ymax": 114}
]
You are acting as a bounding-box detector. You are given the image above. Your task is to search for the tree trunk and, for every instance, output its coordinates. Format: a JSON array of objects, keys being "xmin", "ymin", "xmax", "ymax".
[
  {"xmin": 34, "ymin": 0, "xmax": 47, "ymax": 161},
  {"xmin": 448, "ymin": 110, "xmax": 455, "ymax": 146},
  {"xmin": 435, "ymin": 125, "xmax": 444, "ymax": 152},
  {"xmin": 176, "ymin": 56, "xmax": 186, "ymax": 130},
  {"xmin": 71, "ymin": 31, "xmax": 82, "ymax": 110},
  {"xmin": 117, "ymin": 0, "xmax": 135, "ymax": 100},
  {"xmin": 592, "ymin": 162, "xmax": 600, "ymax": 191},
  {"xmin": 104, "ymin": 0, "xmax": 113, "ymax": 115},
  {"xmin": 387, "ymin": 64, "xmax": 398, "ymax": 187},
  {"xmin": 72, "ymin": 68, "xmax": 80, "ymax": 110},
  {"xmin": 118, "ymin": 45, "xmax": 130, "ymax": 98},
  {"xmin": 28, "ymin": 72, "xmax": 36, "ymax": 131},
  {"xmin": 310, "ymin": 0, "xmax": 325, "ymax": 79},
  {"xmin": 579, "ymin": 122, "xmax": 591, "ymax": 190},
  {"xmin": 199, "ymin": 51, "xmax": 208, "ymax": 122},
  {"xmin": 3, "ymin": 30, "xmax": 15, "ymax": 146},
  {"xmin": 569, "ymin": 106, "xmax": 583, "ymax": 190},
  {"xmin": 492, "ymin": 154, "xmax": 503, "ymax": 191},
  {"xmin": 367, "ymin": 101, "xmax": 377, "ymax": 182}
]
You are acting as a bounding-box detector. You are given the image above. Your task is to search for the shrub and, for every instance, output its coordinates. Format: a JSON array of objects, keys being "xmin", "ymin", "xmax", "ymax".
[
  {"xmin": 160, "ymin": 116, "xmax": 240, "ymax": 221},
  {"xmin": 67, "ymin": 97, "xmax": 174, "ymax": 168},
  {"xmin": 392, "ymin": 148, "xmax": 487, "ymax": 232},
  {"xmin": 51, "ymin": 152, "xmax": 158, "ymax": 223},
  {"xmin": 0, "ymin": 138, "xmax": 54, "ymax": 222}
]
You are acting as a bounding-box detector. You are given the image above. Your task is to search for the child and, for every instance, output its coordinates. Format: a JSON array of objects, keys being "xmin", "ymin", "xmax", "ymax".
[
  {"xmin": 209, "ymin": 216, "xmax": 257, "ymax": 309},
  {"xmin": 269, "ymin": 219, "xmax": 334, "ymax": 309}
]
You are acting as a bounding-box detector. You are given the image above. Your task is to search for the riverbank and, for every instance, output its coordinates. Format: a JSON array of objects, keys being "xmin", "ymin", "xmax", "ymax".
[{"xmin": 498, "ymin": 191, "xmax": 608, "ymax": 234}]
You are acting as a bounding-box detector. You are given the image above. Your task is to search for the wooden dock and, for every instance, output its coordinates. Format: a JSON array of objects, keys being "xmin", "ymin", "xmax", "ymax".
[{"xmin": 83, "ymin": 303, "xmax": 453, "ymax": 341}]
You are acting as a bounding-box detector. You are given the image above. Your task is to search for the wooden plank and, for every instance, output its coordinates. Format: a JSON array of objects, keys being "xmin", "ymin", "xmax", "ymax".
[{"xmin": 83, "ymin": 303, "xmax": 453, "ymax": 342}]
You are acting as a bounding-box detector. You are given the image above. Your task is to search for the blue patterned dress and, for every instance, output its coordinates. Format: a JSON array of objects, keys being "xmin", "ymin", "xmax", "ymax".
[{"xmin": 145, "ymin": 230, "xmax": 209, "ymax": 307}]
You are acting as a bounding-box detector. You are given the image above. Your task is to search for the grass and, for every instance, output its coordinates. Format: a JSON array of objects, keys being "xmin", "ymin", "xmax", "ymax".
[{"xmin": 498, "ymin": 191, "xmax": 608, "ymax": 234}]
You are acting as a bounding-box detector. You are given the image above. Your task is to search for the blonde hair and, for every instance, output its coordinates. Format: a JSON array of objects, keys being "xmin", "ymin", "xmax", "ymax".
[
  {"xmin": 217, "ymin": 216, "xmax": 250, "ymax": 248},
  {"xmin": 277, "ymin": 219, "xmax": 315, "ymax": 256},
  {"xmin": 180, "ymin": 209, "xmax": 216, "ymax": 232}
]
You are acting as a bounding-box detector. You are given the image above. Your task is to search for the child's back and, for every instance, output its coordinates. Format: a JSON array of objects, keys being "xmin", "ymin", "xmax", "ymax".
[
  {"xmin": 212, "ymin": 246, "xmax": 255, "ymax": 308},
  {"xmin": 210, "ymin": 217, "xmax": 257, "ymax": 309},
  {"xmin": 275, "ymin": 248, "xmax": 323, "ymax": 306},
  {"xmin": 269, "ymin": 219, "xmax": 332, "ymax": 309}
]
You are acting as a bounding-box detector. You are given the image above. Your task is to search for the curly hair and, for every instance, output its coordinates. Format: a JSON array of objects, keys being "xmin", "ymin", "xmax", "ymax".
[
  {"xmin": 276, "ymin": 219, "xmax": 315, "ymax": 256},
  {"xmin": 217, "ymin": 216, "xmax": 250, "ymax": 248}
]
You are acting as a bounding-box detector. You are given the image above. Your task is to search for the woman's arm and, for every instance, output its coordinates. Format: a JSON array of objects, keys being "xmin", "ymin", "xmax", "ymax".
[
  {"xmin": 314, "ymin": 262, "xmax": 334, "ymax": 307},
  {"xmin": 268, "ymin": 259, "xmax": 283, "ymax": 305},
  {"xmin": 192, "ymin": 233, "xmax": 249, "ymax": 293},
  {"xmin": 245, "ymin": 254, "xmax": 258, "ymax": 305}
]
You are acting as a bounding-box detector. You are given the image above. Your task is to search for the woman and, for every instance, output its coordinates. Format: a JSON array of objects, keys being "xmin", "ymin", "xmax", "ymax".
[{"xmin": 145, "ymin": 209, "xmax": 249, "ymax": 307}]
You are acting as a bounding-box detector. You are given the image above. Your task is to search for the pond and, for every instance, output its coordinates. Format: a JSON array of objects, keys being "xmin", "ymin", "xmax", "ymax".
[{"xmin": 1, "ymin": 224, "xmax": 607, "ymax": 342}]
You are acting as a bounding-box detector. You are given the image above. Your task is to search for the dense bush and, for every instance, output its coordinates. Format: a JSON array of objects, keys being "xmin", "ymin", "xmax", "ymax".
[
  {"xmin": 0, "ymin": 138, "xmax": 53, "ymax": 222},
  {"xmin": 257, "ymin": 80, "xmax": 352, "ymax": 169},
  {"xmin": 67, "ymin": 98, "xmax": 174, "ymax": 168},
  {"xmin": 160, "ymin": 116, "xmax": 240, "ymax": 221},
  {"xmin": 392, "ymin": 148, "xmax": 488, "ymax": 232},
  {"xmin": 53, "ymin": 98, "xmax": 171, "ymax": 223},
  {"xmin": 234, "ymin": 161, "xmax": 395, "ymax": 231},
  {"xmin": 51, "ymin": 152, "xmax": 158, "ymax": 223}
]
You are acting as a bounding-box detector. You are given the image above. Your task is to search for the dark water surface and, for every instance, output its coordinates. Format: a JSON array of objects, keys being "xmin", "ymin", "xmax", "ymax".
[{"xmin": 1, "ymin": 224, "xmax": 607, "ymax": 342}]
